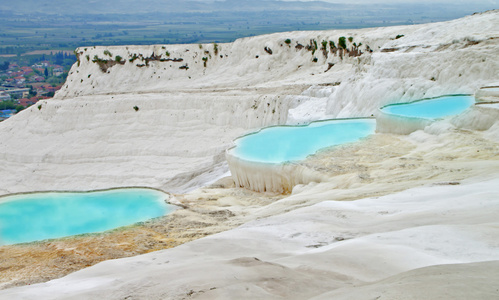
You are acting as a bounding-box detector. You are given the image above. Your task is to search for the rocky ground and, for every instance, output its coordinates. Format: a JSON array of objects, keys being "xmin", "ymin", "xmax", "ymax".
[
  {"xmin": 0, "ymin": 177, "xmax": 283, "ymax": 290},
  {"xmin": 2, "ymin": 126, "xmax": 497, "ymax": 293}
]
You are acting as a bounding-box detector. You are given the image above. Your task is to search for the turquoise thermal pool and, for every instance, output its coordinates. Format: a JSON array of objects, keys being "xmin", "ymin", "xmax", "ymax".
[
  {"xmin": 0, "ymin": 188, "xmax": 174, "ymax": 245},
  {"xmin": 230, "ymin": 119, "xmax": 376, "ymax": 164},
  {"xmin": 380, "ymin": 95, "xmax": 474, "ymax": 119}
]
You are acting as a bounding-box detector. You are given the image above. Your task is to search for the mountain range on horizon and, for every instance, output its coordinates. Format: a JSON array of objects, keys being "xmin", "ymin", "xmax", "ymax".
[{"xmin": 1, "ymin": 0, "xmax": 495, "ymax": 15}]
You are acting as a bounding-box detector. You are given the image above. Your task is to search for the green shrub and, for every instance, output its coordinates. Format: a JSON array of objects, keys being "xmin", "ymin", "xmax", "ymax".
[
  {"xmin": 129, "ymin": 54, "xmax": 139, "ymax": 62},
  {"xmin": 165, "ymin": 51, "xmax": 170, "ymax": 57},
  {"xmin": 308, "ymin": 39, "xmax": 318, "ymax": 55},
  {"xmin": 395, "ymin": 34, "xmax": 405, "ymax": 39},
  {"xmin": 213, "ymin": 43, "xmax": 219, "ymax": 55},
  {"xmin": 115, "ymin": 55, "xmax": 123, "ymax": 62},
  {"xmin": 321, "ymin": 40, "xmax": 328, "ymax": 49},
  {"xmin": 348, "ymin": 36, "xmax": 354, "ymax": 43},
  {"xmin": 285, "ymin": 39, "xmax": 291, "ymax": 44},
  {"xmin": 338, "ymin": 37, "xmax": 347, "ymax": 49},
  {"xmin": 104, "ymin": 50, "xmax": 112, "ymax": 57},
  {"xmin": 133, "ymin": 106, "xmax": 139, "ymax": 111}
]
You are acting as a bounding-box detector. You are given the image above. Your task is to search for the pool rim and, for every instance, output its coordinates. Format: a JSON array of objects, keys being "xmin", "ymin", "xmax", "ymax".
[
  {"xmin": 0, "ymin": 186, "xmax": 175, "ymax": 206},
  {"xmin": 475, "ymin": 86, "xmax": 499, "ymax": 105}
]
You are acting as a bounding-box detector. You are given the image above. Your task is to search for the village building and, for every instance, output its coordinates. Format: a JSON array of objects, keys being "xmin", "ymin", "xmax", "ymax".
[{"xmin": 0, "ymin": 92, "xmax": 11, "ymax": 101}]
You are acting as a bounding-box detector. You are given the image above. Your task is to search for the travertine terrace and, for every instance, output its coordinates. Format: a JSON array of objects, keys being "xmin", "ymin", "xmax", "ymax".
[{"xmin": 0, "ymin": 10, "xmax": 498, "ymax": 300}]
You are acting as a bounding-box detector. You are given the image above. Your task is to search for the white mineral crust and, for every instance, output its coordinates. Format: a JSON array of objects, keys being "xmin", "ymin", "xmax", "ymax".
[{"xmin": 0, "ymin": 10, "xmax": 498, "ymax": 300}]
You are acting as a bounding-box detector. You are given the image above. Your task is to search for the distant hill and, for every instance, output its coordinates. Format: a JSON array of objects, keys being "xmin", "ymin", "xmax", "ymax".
[
  {"xmin": 0, "ymin": 0, "xmax": 496, "ymax": 53},
  {"xmin": 1, "ymin": 0, "xmax": 343, "ymax": 14},
  {"xmin": 0, "ymin": 0, "xmax": 495, "ymax": 15}
]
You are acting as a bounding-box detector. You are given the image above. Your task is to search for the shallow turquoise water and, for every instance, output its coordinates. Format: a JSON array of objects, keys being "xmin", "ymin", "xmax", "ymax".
[
  {"xmin": 381, "ymin": 95, "xmax": 474, "ymax": 119},
  {"xmin": 232, "ymin": 119, "xmax": 376, "ymax": 163},
  {"xmin": 0, "ymin": 188, "xmax": 173, "ymax": 245}
]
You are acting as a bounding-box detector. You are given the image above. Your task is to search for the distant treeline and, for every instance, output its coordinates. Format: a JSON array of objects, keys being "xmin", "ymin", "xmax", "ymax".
[
  {"xmin": 0, "ymin": 61, "xmax": 9, "ymax": 71},
  {"xmin": 0, "ymin": 46, "xmax": 24, "ymax": 55},
  {"xmin": 0, "ymin": 1, "xmax": 494, "ymax": 56},
  {"xmin": 52, "ymin": 52, "xmax": 76, "ymax": 65}
]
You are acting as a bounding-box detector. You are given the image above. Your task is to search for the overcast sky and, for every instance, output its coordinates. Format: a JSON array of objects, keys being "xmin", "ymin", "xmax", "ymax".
[{"xmin": 280, "ymin": 0, "xmax": 498, "ymax": 4}]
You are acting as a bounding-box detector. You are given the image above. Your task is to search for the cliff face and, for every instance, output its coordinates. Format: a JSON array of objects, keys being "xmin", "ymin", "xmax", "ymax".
[
  {"xmin": 59, "ymin": 10, "xmax": 498, "ymax": 119},
  {"xmin": 0, "ymin": 10, "xmax": 497, "ymax": 195}
]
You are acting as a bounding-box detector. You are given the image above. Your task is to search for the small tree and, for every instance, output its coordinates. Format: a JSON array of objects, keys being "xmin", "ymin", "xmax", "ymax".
[
  {"xmin": 0, "ymin": 61, "xmax": 9, "ymax": 71},
  {"xmin": 338, "ymin": 37, "xmax": 347, "ymax": 49},
  {"xmin": 321, "ymin": 40, "xmax": 328, "ymax": 57},
  {"xmin": 285, "ymin": 39, "xmax": 291, "ymax": 45},
  {"xmin": 307, "ymin": 39, "xmax": 318, "ymax": 55},
  {"xmin": 27, "ymin": 85, "xmax": 34, "ymax": 96}
]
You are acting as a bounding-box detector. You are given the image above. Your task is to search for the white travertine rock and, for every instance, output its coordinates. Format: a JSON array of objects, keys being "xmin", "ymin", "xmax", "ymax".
[
  {"xmin": 1, "ymin": 10, "xmax": 498, "ymax": 195},
  {"xmin": 475, "ymin": 86, "xmax": 499, "ymax": 103},
  {"xmin": 450, "ymin": 104, "xmax": 499, "ymax": 131},
  {"xmin": 375, "ymin": 109, "xmax": 433, "ymax": 134},
  {"xmin": 1, "ymin": 11, "xmax": 499, "ymax": 299},
  {"xmin": 2, "ymin": 176, "xmax": 499, "ymax": 299},
  {"xmin": 226, "ymin": 152, "xmax": 329, "ymax": 193}
]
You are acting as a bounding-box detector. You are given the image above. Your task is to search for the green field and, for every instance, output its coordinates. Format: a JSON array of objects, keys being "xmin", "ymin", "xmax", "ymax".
[{"xmin": 0, "ymin": 1, "xmax": 491, "ymax": 56}]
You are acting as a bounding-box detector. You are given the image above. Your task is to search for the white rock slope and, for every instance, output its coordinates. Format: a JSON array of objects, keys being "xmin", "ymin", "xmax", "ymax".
[
  {"xmin": 2, "ymin": 177, "xmax": 499, "ymax": 299},
  {"xmin": 0, "ymin": 10, "xmax": 498, "ymax": 195},
  {"xmin": 0, "ymin": 10, "xmax": 498, "ymax": 300}
]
